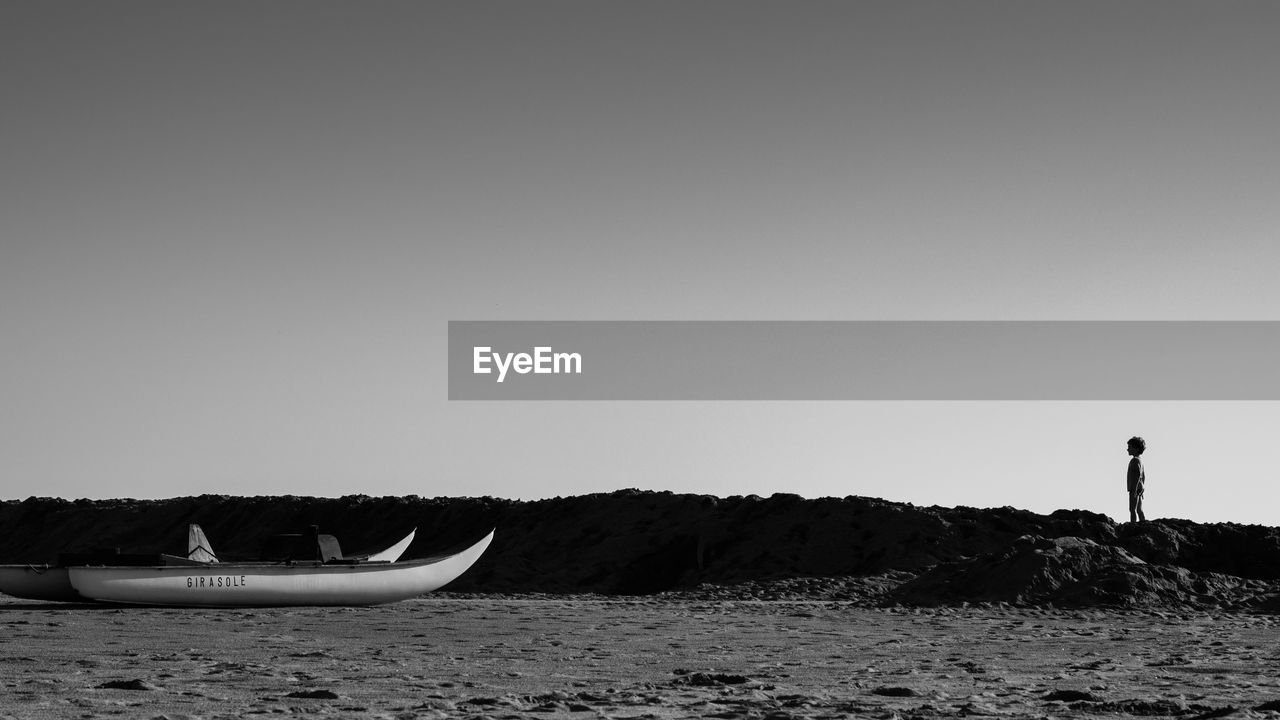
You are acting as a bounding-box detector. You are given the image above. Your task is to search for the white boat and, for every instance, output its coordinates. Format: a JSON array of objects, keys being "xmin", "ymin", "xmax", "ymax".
[
  {"xmin": 68, "ymin": 529, "xmax": 493, "ymax": 607},
  {"xmin": 365, "ymin": 528, "xmax": 416, "ymax": 563},
  {"xmin": 0, "ymin": 525, "xmax": 427, "ymax": 603},
  {"xmin": 0, "ymin": 565, "xmax": 81, "ymax": 602},
  {"xmin": 0, "ymin": 524, "xmax": 219, "ymax": 602}
]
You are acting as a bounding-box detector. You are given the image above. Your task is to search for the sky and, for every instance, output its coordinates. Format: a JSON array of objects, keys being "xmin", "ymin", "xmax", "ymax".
[{"xmin": 2, "ymin": 1, "xmax": 1279, "ymax": 525}]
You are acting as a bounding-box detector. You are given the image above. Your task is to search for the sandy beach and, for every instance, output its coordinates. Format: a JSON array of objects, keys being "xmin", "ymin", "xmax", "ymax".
[{"xmin": 4, "ymin": 595, "xmax": 1280, "ymax": 719}]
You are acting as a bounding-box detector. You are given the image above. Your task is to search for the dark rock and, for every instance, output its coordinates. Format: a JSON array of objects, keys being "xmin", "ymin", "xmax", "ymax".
[
  {"xmin": 1119, "ymin": 520, "xmax": 1280, "ymax": 580},
  {"xmin": 96, "ymin": 679, "xmax": 155, "ymax": 691},
  {"xmin": 1079, "ymin": 699, "xmax": 1209, "ymax": 716},
  {"xmin": 2, "ymin": 492, "xmax": 1278, "ymax": 607},
  {"xmin": 1191, "ymin": 707, "xmax": 1238, "ymax": 719},
  {"xmin": 1045, "ymin": 689, "xmax": 1100, "ymax": 702},
  {"xmin": 871, "ymin": 686, "xmax": 919, "ymax": 697},
  {"xmin": 0, "ymin": 492, "xmax": 1119, "ymax": 594},
  {"xmin": 888, "ymin": 535, "xmax": 1250, "ymax": 609},
  {"xmin": 674, "ymin": 672, "xmax": 750, "ymax": 686},
  {"xmin": 285, "ymin": 689, "xmax": 339, "ymax": 699}
]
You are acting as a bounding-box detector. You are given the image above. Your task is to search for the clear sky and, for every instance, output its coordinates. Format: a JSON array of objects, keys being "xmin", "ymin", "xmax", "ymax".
[{"xmin": 3, "ymin": 2, "xmax": 1279, "ymax": 524}]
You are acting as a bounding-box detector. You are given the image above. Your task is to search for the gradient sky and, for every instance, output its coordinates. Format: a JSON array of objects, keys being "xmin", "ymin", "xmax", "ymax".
[{"xmin": 3, "ymin": 2, "xmax": 1279, "ymax": 524}]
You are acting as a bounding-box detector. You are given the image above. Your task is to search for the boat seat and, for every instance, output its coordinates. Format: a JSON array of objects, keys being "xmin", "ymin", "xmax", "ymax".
[
  {"xmin": 316, "ymin": 534, "xmax": 343, "ymax": 563},
  {"xmin": 260, "ymin": 527, "xmax": 347, "ymax": 562}
]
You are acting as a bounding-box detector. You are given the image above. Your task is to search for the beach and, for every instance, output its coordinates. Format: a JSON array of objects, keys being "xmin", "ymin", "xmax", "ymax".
[{"xmin": 4, "ymin": 595, "xmax": 1280, "ymax": 719}]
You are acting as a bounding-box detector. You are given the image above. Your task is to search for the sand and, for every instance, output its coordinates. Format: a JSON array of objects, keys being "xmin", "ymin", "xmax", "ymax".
[{"xmin": 3, "ymin": 595, "xmax": 1280, "ymax": 719}]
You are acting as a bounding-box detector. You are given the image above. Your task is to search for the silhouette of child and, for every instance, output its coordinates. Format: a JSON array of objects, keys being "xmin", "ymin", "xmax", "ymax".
[{"xmin": 1127, "ymin": 436, "xmax": 1146, "ymax": 522}]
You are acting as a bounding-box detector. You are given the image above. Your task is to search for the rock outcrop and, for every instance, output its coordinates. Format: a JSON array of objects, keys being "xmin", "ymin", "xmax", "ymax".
[
  {"xmin": 888, "ymin": 535, "xmax": 1259, "ymax": 609},
  {"xmin": 2, "ymin": 491, "xmax": 1279, "ymax": 609}
]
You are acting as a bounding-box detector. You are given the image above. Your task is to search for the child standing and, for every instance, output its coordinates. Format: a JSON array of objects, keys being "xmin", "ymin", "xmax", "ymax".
[{"xmin": 1127, "ymin": 436, "xmax": 1147, "ymax": 523}]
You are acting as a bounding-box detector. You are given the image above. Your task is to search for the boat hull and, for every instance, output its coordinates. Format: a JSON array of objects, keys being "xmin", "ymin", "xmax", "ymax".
[
  {"xmin": 0, "ymin": 565, "xmax": 82, "ymax": 602},
  {"xmin": 68, "ymin": 530, "xmax": 493, "ymax": 607}
]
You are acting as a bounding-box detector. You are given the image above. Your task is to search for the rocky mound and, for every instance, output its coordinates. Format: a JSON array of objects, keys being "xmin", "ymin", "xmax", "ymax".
[
  {"xmin": 888, "ymin": 535, "xmax": 1262, "ymax": 609},
  {"xmin": 2, "ymin": 491, "xmax": 1279, "ymax": 609}
]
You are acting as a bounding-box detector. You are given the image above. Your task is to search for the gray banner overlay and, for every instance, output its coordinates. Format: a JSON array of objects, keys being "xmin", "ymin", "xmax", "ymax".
[{"xmin": 448, "ymin": 321, "xmax": 1280, "ymax": 400}]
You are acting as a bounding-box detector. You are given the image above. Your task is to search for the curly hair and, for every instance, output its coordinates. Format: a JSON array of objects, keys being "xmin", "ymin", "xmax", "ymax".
[{"xmin": 1127, "ymin": 436, "xmax": 1146, "ymax": 454}]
